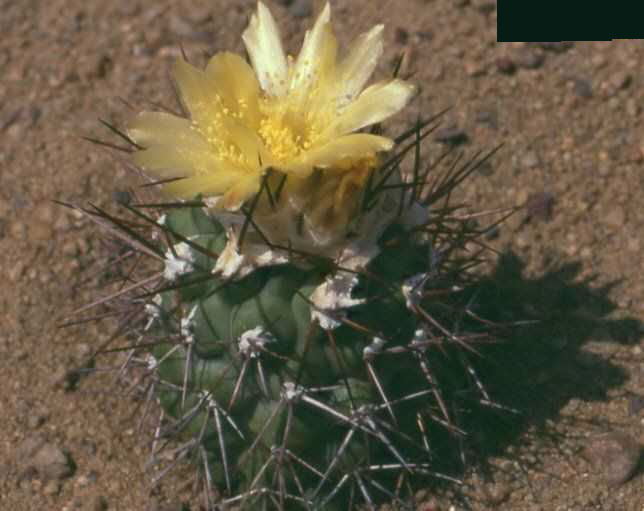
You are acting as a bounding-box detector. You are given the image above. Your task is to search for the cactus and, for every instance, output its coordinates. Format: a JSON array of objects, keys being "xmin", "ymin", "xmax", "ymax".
[{"xmin": 71, "ymin": 2, "xmax": 508, "ymax": 509}]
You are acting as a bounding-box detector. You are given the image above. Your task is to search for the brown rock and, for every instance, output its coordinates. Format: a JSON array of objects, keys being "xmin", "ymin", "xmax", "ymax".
[
  {"xmin": 32, "ymin": 443, "xmax": 74, "ymax": 480},
  {"xmin": 289, "ymin": 0, "xmax": 313, "ymax": 18},
  {"xmin": 15, "ymin": 436, "xmax": 47, "ymax": 462},
  {"xmin": 496, "ymin": 56, "xmax": 516, "ymax": 74},
  {"xmin": 610, "ymin": 71, "xmax": 632, "ymax": 91},
  {"xmin": 582, "ymin": 431, "xmax": 642, "ymax": 486},
  {"xmin": 604, "ymin": 206, "xmax": 626, "ymax": 228},
  {"xmin": 42, "ymin": 479, "xmax": 61, "ymax": 496},
  {"xmin": 15, "ymin": 436, "xmax": 74, "ymax": 483},
  {"xmin": 514, "ymin": 49, "xmax": 544, "ymax": 70}
]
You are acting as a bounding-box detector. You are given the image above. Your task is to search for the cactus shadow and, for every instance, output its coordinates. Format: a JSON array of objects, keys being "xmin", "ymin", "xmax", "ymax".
[{"xmin": 453, "ymin": 249, "xmax": 642, "ymax": 478}]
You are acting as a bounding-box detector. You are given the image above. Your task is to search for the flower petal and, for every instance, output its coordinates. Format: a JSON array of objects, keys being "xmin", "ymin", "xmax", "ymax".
[
  {"xmin": 130, "ymin": 92, "xmax": 265, "ymax": 181},
  {"xmin": 217, "ymin": 120, "xmax": 267, "ymax": 169},
  {"xmin": 290, "ymin": 2, "xmax": 335, "ymax": 92},
  {"xmin": 205, "ymin": 52, "xmax": 261, "ymax": 128},
  {"xmin": 242, "ymin": 1, "xmax": 288, "ymax": 96},
  {"xmin": 284, "ymin": 133, "xmax": 393, "ymax": 176},
  {"xmin": 222, "ymin": 175, "xmax": 261, "ymax": 210},
  {"xmin": 334, "ymin": 24, "xmax": 384, "ymax": 105},
  {"xmin": 164, "ymin": 168, "xmax": 244, "ymax": 198},
  {"xmin": 173, "ymin": 58, "xmax": 221, "ymax": 128},
  {"xmin": 129, "ymin": 112, "xmax": 218, "ymax": 178},
  {"xmin": 133, "ymin": 144, "xmax": 220, "ymax": 179},
  {"xmin": 322, "ymin": 79, "xmax": 416, "ymax": 139},
  {"xmin": 128, "ymin": 112, "xmax": 200, "ymax": 148}
]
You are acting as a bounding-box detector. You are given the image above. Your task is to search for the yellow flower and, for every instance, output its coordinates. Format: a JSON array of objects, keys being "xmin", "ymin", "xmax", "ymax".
[{"xmin": 128, "ymin": 1, "xmax": 415, "ymax": 221}]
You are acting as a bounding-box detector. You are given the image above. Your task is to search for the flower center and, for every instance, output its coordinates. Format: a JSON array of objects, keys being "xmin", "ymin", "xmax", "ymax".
[
  {"xmin": 257, "ymin": 112, "xmax": 305, "ymax": 163},
  {"xmin": 258, "ymin": 103, "xmax": 315, "ymax": 164}
]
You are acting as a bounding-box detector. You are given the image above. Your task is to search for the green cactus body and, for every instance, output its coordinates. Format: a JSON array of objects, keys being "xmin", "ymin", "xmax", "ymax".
[
  {"xmin": 138, "ymin": 198, "xmax": 472, "ymax": 509},
  {"xmin": 88, "ymin": 5, "xmax": 502, "ymax": 507}
]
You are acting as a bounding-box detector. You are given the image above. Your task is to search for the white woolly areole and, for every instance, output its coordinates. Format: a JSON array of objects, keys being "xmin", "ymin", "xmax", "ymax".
[
  {"xmin": 309, "ymin": 236, "xmax": 383, "ymax": 330},
  {"xmin": 281, "ymin": 382, "xmax": 303, "ymax": 402},
  {"xmin": 311, "ymin": 272, "xmax": 365, "ymax": 330},
  {"xmin": 146, "ymin": 353, "xmax": 158, "ymax": 371},
  {"xmin": 144, "ymin": 293, "xmax": 163, "ymax": 331},
  {"xmin": 152, "ymin": 214, "xmax": 166, "ymax": 241},
  {"xmin": 213, "ymin": 227, "xmax": 288, "ymax": 279},
  {"xmin": 163, "ymin": 242, "xmax": 195, "ymax": 280},
  {"xmin": 411, "ymin": 328, "xmax": 429, "ymax": 348},
  {"xmin": 203, "ymin": 196, "xmax": 224, "ymax": 209},
  {"xmin": 180, "ymin": 305, "xmax": 198, "ymax": 344},
  {"xmin": 238, "ymin": 326, "xmax": 276, "ymax": 358},
  {"xmin": 310, "ymin": 306, "xmax": 343, "ymax": 331},
  {"xmin": 402, "ymin": 272, "xmax": 428, "ymax": 310},
  {"xmin": 144, "ymin": 293, "xmax": 163, "ymax": 319},
  {"xmin": 213, "ymin": 228, "xmax": 245, "ymax": 278},
  {"xmin": 363, "ymin": 336, "xmax": 387, "ymax": 360}
]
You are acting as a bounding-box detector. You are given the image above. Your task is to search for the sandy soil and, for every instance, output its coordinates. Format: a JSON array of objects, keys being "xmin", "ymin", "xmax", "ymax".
[{"xmin": 1, "ymin": 1, "xmax": 643, "ymax": 510}]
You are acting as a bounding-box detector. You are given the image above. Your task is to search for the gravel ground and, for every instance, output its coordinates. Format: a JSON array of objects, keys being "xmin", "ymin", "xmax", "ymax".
[{"xmin": 1, "ymin": 1, "xmax": 643, "ymax": 510}]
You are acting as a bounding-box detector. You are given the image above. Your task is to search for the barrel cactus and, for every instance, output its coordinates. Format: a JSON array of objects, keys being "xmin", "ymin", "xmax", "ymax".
[{"xmin": 76, "ymin": 2, "xmax": 505, "ymax": 509}]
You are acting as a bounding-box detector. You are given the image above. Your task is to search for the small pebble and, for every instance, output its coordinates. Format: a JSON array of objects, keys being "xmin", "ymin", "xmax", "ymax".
[
  {"xmin": 51, "ymin": 364, "xmax": 80, "ymax": 391},
  {"xmin": 514, "ymin": 50, "xmax": 544, "ymax": 70},
  {"xmin": 591, "ymin": 53, "xmax": 607, "ymax": 69},
  {"xmin": 628, "ymin": 394, "xmax": 644, "ymax": 416},
  {"xmin": 0, "ymin": 107, "xmax": 22, "ymax": 131},
  {"xmin": 27, "ymin": 220, "xmax": 54, "ymax": 243},
  {"xmin": 572, "ymin": 78, "xmax": 593, "ymax": 98},
  {"xmin": 515, "ymin": 233, "xmax": 529, "ymax": 249},
  {"xmin": 169, "ymin": 15, "xmax": 210, "ymax": 42},
  {"xmin": 415, "ymin": 30, "xmax": 434, "ymax": 42},
  {"xmin": 604, "ymin": 206, "xmax": 625, "ymax": 228},
  {"xmin": 434, "ymin": 125, "xmax": 468, "ymax": 145},
  {"xmin": 182, "ymin": 5, "xmax": 212, "ymax": 24},
  {"xmin": 521, "ymin": 150, "xmax": 539, "ymax": 169},
  {"xmin": 394, "ymin": 27, "xmax": 409, "ymax": 45},
  {"xmin": 485, "ymin": 481, "xmax": 511, "ymax": 504},
  {"xmin": 465, "ymin": 58, "xmax": 486, "ymax": 77},
  {"xmin": 27, "ymin": 413, "xmax": 47, "ymax": 430},
  {"xmin": 169, "ymin": 15, "xmax": 194, "ymax": 37},
  {"xmin": 8, "ymin": 260, "xmax": 25, "ymax": 282},
  {"xmin": 475, "ymin": 108, "xmax": 498, "ymax": 129},
  {"xmin": 93, "ymin": 55, "xmax": 112, "ymax": 79},
  {"xmin": 583, "ymin": 431, "xmax": 641, "ymax": 486},
  {"xmin": 112, "ymin": 190, "xmax": 132, "ymax": 205},
  {"xmin": 472, "ymin": 0, "xmax": 496, "ymax": 14},
  {"xmin": 625, "ymin": 98, "xmax": 640, "ymax": 117},
  {"xmin": 525, "ymin": 191, "xmax": 555, "ymax": 222},
  {"xmin": 609, "ymin": 71, "xmax": 632, "ymax": 91},
  {"xmin": 289, "ymin": 0, "xmax": 313, "ymax": 18},
  {"xmin": 16, "ymin": 436, "xmax": 74, "ymax": 483},
  {"xmin": 496, "ymin": 56, "xmax": 516, "ymax": 75},
  {"xmin": 476, "ymin": 160, "xmax": 494, "ymax": 176},
  {"xmin": 32, "ymin": 443, "xmax": 75, "ymax": 480},
  {"xmin": 117, "ymin": 2, "xmax": 139, "ymax": 16},
  {"xmin": 42, "ymin": 479, "xmax": 61, "ymax": 496}
]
